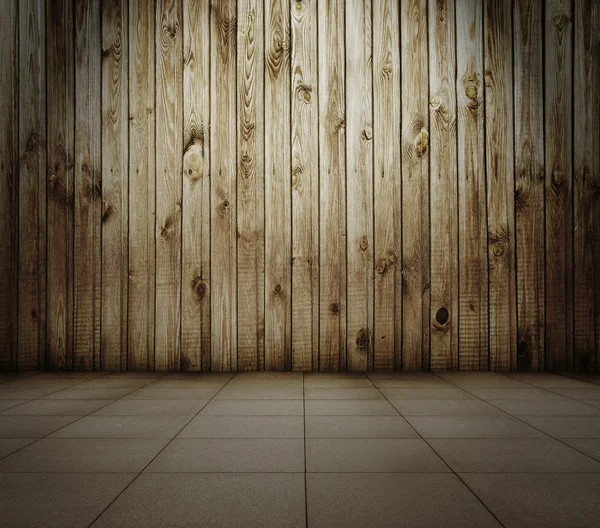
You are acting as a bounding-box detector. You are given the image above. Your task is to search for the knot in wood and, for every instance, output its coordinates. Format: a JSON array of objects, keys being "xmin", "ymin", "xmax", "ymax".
[
  {"xmin": 415, "ymin": 129, "xmax": 429, "ymax": 158},
  {"xmin": 330, "ymin": 303, "xmax": 339, "ymax": 315},
  {"xmin": 274, "ymin": 284, "xmax": 282, "ymax": 294},
  {"xmin": 375, "ymin": 258, "xmax": 387, "ymax": 274},
  {"xmin": 435, "ymin": 307, "xmax": 449, "ymax": 326},
  {"xmin": 387, "ymin": 251, "xmax": 397, "ymax": 264},
  {"xmin": 492, "ymin": 241, "xmax": 504, "ymax": 257},
  {"xmin": 356, "ymin": 329, "xmax": 369, "ymax": 349},
  {"xmin": 429, "ymin": 97, "xmax": 442, "ymax": 111},
  {"xmin": 517, "ymin": 340, "xmax": 529, "ymax": 359},
  {"xmin": 359, "ymin": 237, "xmax": 368, "ymax": 251},
  {"xmin": 361, "ymin": 127, "xmax": 373, "ymax": 141},
  {"xmin": 223, "ymin": 200, "xmax": 229, "ymax": 208},
  {"xmin": 49, "ymin": 174, "xmax": 57, "ymax": 185}
]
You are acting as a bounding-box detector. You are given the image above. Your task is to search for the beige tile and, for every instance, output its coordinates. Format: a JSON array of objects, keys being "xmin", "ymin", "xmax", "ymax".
[
  {"xmin": 178, "ymin": 416, "xmax": 304, "ymax": 438},
  {"xmin": 517, "ymin": 416, "xmax": 600, "ymax": 438},
  {"xmin": 304, "ymin": 399, "xmax": 398, "ymax": 416},
  {"xmin": 304, "ymin": 388, "xmax": 384, "ymax": 400},
  {"xmin": 200, "ymin": 399, "xmax": 303, "ymax": 416},
  {"xmin": 1, "ymin": 399, "xmax": 112, "ymax": 416},
  {"xmin": 405, "ymin": 415, "xmax": 546, "ymax": 438},
  {"xmin": 49, "ymin": 416, "xmax": 190, "ymax": 439},
  {"xmin": 0, "ymin": 416, "xmax": 81, "ymax": 439},
  {"xmin": 93, "ymin": 399, "xmax": 209, "ymax": 417},
  {"xmin": 305, "ymin": 416, "xmax": 418, "ymax": 438},
  {"xmin": 390, "ymin": 399, "xmax": 501, "ymax": 416}
]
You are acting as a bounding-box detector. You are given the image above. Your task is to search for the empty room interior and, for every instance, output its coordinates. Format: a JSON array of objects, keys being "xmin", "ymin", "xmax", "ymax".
[{"xmin": 1, "ymin": 0, "xmax": 600, "ymax": 527}]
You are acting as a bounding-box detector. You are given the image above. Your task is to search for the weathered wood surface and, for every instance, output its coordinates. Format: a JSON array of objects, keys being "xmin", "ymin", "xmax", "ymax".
[{"xmin": 1, "ymin": 0, "xmax": 598, "ymax": 372}]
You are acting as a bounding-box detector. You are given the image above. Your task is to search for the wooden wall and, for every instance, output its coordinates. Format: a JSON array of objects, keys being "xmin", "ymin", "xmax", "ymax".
[{"xmin": 0, "ymin": 0, "xmax": 598, "ymax": 372}]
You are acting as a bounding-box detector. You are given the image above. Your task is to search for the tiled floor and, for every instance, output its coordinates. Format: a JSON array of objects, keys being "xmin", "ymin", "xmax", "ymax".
[{"xmin": 1, "ymin": 371, "xmax": 600, "ymax": 527}]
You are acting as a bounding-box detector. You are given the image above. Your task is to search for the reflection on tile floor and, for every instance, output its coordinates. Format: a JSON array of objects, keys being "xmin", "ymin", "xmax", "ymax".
[{"xmin": 0, "ymin": 370, "xmax": 599, "ymax": 527}]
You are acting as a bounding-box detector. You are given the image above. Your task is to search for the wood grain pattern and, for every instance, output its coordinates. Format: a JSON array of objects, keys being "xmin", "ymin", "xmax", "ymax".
[
  {"xmin": 156, "ymin": 0, "xmax": 183, "ymax": 372},
  {"xmin": 514, "ymin": 0, "xmax": 545, "ymax": 372},
  {"xmin": 237, "ymin": 0, "xmax": 264, "ymax": 371},
  {"xmin": 484, "ymin": 0, "xmax": 517, "ymax": 372},
  {"xmin": 593, "ymin": 2, "xmax": 600, "ymax": 372},
  {"xmin": 128, "ymin": 0, "xmax": 156, "ymax": 371},
  {"xmin": 183, "ymin": 0, "xmax": 210, "ymax": 371},
  {"xmin": 318, "ymin": 0, "xmax": 346, "ymax": 371},
  {"xmin": 545, "ymin": 0, "xmax": 573, "ymax": 371},
  {"xmin": 457, "ymin": 0, "xmax": 488, "ymax": 371},
  {"xmin": 291, "ymin": 0, "xmax": 319, "ymax": 371},
  {"xmin": 346, "ymin": 0, "xmax": 373, "ymax": 371},
  {"xmin": 211, "ymin": 0, "xmax": 237, "ymax": 371},
  {"xmin": 19, "ymin": 0, "xmax": 47, "ymax": 370},
  {"xmin": 0, "ymin": 0, "xmax": 18, "ymax": 370},
  {"xmin": 401, "ymin": 0, "xmax": 430, "ymax": 371},
  {"xmin": 429, "ymin": 0, "xmax": 458, "ymax": 371}
]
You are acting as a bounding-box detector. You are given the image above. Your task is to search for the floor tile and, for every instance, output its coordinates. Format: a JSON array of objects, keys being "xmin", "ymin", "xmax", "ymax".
[
  {"xmin": 0, "ymin": 400, "xmax": 28, "ymax": 412},
  {"xmin": 582, "ymin": 399, "xmax": 600, "ymax": 408},
  {"xmin": 103, "ymin": 372, "xmax": 166, "ymax": 379},
  {"xmin": 43, "ymin": 387, "xmax": 136, "ymax": 400},
  {"xmin": 225, "ymin": 379, "xmax": 303, "ymax": 389},
  {"xmin": 0, "ymin": 439, "xmax": 35, "ymax": 459},
  {"xmin": 390, "ymin": 399, "xmax": 502, "ymax": 416},
  {"xmin": 463, "ymin": 387, "xmax": 566, "ymax": 400},
  {"xmin": 0, "ymin": 416, "xmax": 81, "ymax": 439},
  {"xmin": 305, "ymin": 373, "xmax": 367, "ymax": 380},
  {"xmin": 436, "ymin": 373, "xmax": 527, "ymax": 388},
  {"xmin": 304, "ymin": 399, "xmax": 397, "ymax": 415},
  {"xmin": 123, "ymin": 387, "xmax": 220, "ymax": 400},
  {"xmin": 525, "ymin": 378, "xmax": 596, "ymax": 388},
  {"xmin": 517, "ymin": 416, "xmax": 600, "ymax": 438},
  {"xmin": 380, "ymin": 387, "xmax": 473, "ymax": 400},
  {"xmin": 1, "ymin": 399, "xmax": 112, "ymax": 416},
  {"xmin": 144, "ymin": 379, "xmax": 229, "ymax": 388},
  {"xmin": 306, "ymin": 473, "xmax": 501, "ymax": 528},
  {"xmin": 165, "ymin": 372, "xmax": 234, "ymax": 381},
  {"xmin": 49, "ymin": 416, "xmax": 190, "ymax": 439},
  {"xmin": 304, "ymin": 388, "xmax": 384, "ymax": 400},
  {"xmin": 0, "ymin": 387, "xmax": 64, "ymax": 400},
  {"xmin": 429, "ymin": 438, "xmax": 600, "ymax": 472},
  {"xmin": 92, "ymin": 473, "xmax": 305, "ymax": 528},
  {"xmin": 200, "ymin": 399, "xmax": 303, "ymax": 416},
  {"xmin": 146, "ymin": 439, "xmax": 304, "ymax": 472},
  {"xmin": 215, "ymin": 387, "xmax": 303, "ymax": 400},
  {"xmin": 305, "ymin": 416, "xmax": 418, "ymax": 438},
  {"xmin": 461, "ymin": 473, "xmax": 600, "ymax": 528},
  {"xmin": 178, "ymin": 416, "xmax": 304, "ymax": 438},
  {"xmin": 488, "ymin": 399, "xmax": 600, "ymax": 416},
  {"xmin": 303, "ymin": 377, "xmax": 373, "ymax": 388},
  {"xmin": 0, "ymin": 438, "xmax": 169, "ymax": 473},
  {"xmin": 73, "ymin": 378, "xmax": 153, "ymax": 389},
  {"xmin": 0, "ymin": 472, "xmax": 135, "ymax": 528},
  {"xmin": 405, "ymin": 415, "xmax": 546, "ymax": 438},
  {"xmin": 34, "ymin": 372, "xmax": 107, "ymax": 379},
  {"xmin": 2, "ymin": 379, "xmax": 86, "ymax": 389},
  {"xmin": 563, "ymin": 439, "xmax": 600, "ymax": 461},
  {"xmin": 92, "ymin": 399, "xmax": 209, "ymax": 417},
  {"xmin": 305, "ymin": 439, "xmax": 449, "ymax": 472},
  {"xmin": 370, "ymin": 378, "xmax": 453, "ymax": 388},
  {"xmin": 545, "ymin": 387, "xmax": 600, "ymax": 400}
]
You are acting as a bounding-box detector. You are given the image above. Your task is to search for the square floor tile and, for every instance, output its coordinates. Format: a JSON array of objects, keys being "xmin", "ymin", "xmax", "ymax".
[
  {"xmin": 145, "ymin": 379, "xmax": 229, "ymax": 388},
  {"xmin": 0, "ymin": 438, "xmax": 169, "ymax": 473},
  {"xmin": 304, "ymin": 399, "xmax": 397, "ymax": 416},
  {"xmin": 525, "ymin": 378, "xmax": 596, "ymax": 388},
  {"xmin": 517, "ymin": 416, "xmax": 600, "ymax": 438},
  {"xmin": 92, "ymin": 473, "xmax": 305, "ymax": 528},
  {"xmin": 0, "ymin": 387, "xmax": 62, "ymax": 400},
  {"xmin": 178, "ymin": 416, "xmax": 304, "ymax": 438},
  {"xmin": 0, "ymin": 416, "xmax": 81, "ymax": 439},
  {"xmin": 49, "ymin": 416, "xmax": 190, "ymax": 439},
  {"xmin": 0, "ymin": 401, "xmax": 28, "ymax": 412},
  {"xmin": 103, "ymin": 372, "xmax": 165, "ymax": 379},
  {"xmin": 436, "ymin": 373, "xmax": 527, "ymax": 388},
  {"xmin": 488, "ymin": 399, "xmax": 600, "ymax": 416},
  {"xmin": 546, "ymin": 387, "xmax": 600, "ymax": 400},
  {"xmin": 147, "ymin": 439, "xmax": 304, "ymax": 472},
  {"xmin": 405, "ymin": 415, "xmax": 546, "ymax": 438},
  {"xmin": 305, "ymin": 416, "xmax": 418, "ymax": 438},
  {"xmin": 2, "ymin": 379, "xmax": 85, "ymax": 389},
  {"xmin": 199, "ymin": 399, "xmax": 303, "ymax": 416},
  {"xmin": 73, "ymin": 378, "xmax": 153, "ymax": 389},
  {"xmin": 429, "ymin": 438, "xmax": 600, "ymax": 472},
  {"xmin": 0, "ymin": 439, "xmax": 35, "ymax": 459},
  {"xmin": 307, "ymin": 473, "xmax": 501, "ymax": 528},
  {"xmin": 303, "ymin": 377, "xmax": 373, "ymax": 388},
  {"xmin": 381, "ymin": 388, "xmax": 473, "ymax": 400},
  {"xmin": 123, "ymin": 387, "xmax": 220, "ymax": 400},
  {"xmin": 43, "ymin": 387, "xmax": 136, "ymax": 400},
  {"xmin": 305, "ymin": 439, "xmax": 448, "ymax": 472},
  {"xmin": 370, "ymin": 378, "xmax": 453, "ymax": 388},
  {"xmin": 463, "ymin": 387, "xmax": 565, "ymax": 400},
  {"xmin": 0, "ymin": 473, "xmax": 135, "ymax": 528},
  {"xmin": 460, "ymin": 473, "xmax": 600, "ymax": 528},
  {"xmin": 1, "ymin": 399, "xmax": 112, "ymax": 416},
  {"xmin": 563, "ymin": 439, "xmax": 600, "ymax": 461},
  {"xmin": 390, "ymin": 399, "xmax": 502, "ymax": 416},
  {"xmin": 304, "ymin": 388, "xmax": 384, "ymax": 400},
  {"xmin": 582, "ymin": 400, "xmax": 600, "ymax": 409},
  {"xmin": 34, "ymin": 372, "xmax": 107, "ymax": 379},
  {"xmin": 215, "ymin": 387, "xmax": 303, "ymax": 400},
  {"xmin": 92, "ymin": 399, "xmax": 209, "ymax": 417}
]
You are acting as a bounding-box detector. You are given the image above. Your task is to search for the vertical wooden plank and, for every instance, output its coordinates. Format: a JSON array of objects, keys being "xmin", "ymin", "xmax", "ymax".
[
  {"xmin": 428, "ymin": 0, "xmax": 458, "ymax": 371},
  {"xmin": 19, "ymin": 0, "xmax": 46, "ymax": 370},
  {"xmin": 514, "ymin": 0, "xmax": 545, "ymax": 372},
  {"xmin": 265, "ymin": 0, "xmax": 291, "ymax": 371},
  {"xmin": 47, "ymin": 0, "xmax": 74, "ymax": 371},
  {"xmin": 238, "ymin": 0, "xmax": 264, "ymax": 371},
  {"xmin": 401, "ymin": 0, "xmax": 430, "ymax": 371},
  {"xmin": 183, "ymin": 0, "xmax": 211, "ymax": 371},
  {"xmin": 211, "ymin": 0, "xmax": 237, "ymax": 371},
  {"xmin": 129, "ymin": 0, "xmax": 156, "ymax": 371},
  {"xmin": 102, "ymin": 0, "xmax": 129, "ymax": 371},
  {"xmin": 156, "ymin": 0, "xmax": 183, "ymax": 371},
  {"xmin": 484, "ymin": 0, "xmax": 517, "ymax": 372},
  {"xmin": 545, "ymin": 0, "xmax": 573, "ymax": 371},
  {"xmin": 74, "ymin": 0, "xmax": 102, "ymax": 370},
  {"xmin": 291, "ymin": 0, "xmax": 319, "ymax": 371},
  {"xmin": 573, "ymin": 0, "xmax": 597, "ymax": 371},
  {"xmin": 457, "ymin": 0, "xmax": 488, "ymax": 371},
  {"xmin": 0, "ymin": 0, "xmax": 18, "ymax": 370},
  {"xmin": 318, "ymin": 0, "xmax": 346, "ymax": 371},
  {"xmin": 346, "ymin": 0, "xmax": 373, "ymax": 371},
  {"xmin": 372, "ymin": 0, "xmax": 401, "ymax": 371},
  {"xmin": 593, "ymin": 3, "xmax": 600, "ymax": 372}
]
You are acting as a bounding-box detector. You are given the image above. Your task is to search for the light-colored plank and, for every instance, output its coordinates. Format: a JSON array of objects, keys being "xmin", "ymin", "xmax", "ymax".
[
  {"xmin": 428, "ymin": 0, "xmax": 458, "ymax": 371},
  {"xmin": 484, "ymin": 0, "xmax": 517, "ymax": 372},
  {"xmin": 18, "ymin": 0, "xmax": 47, "ymax": 370},
  {"xmin": 457, "ymin": 0, "xmax": 488, "ymax": 371},
  {"xmin": 0, "ymin": 0, "xmax": 19, "ymax": 370},
  {"xmin": 47, "ymin": 0, "xmax": 74, "ymax": 371},
  {"xmin": 74, "ymin": 0, "xmax": 102, "ymax": 371},
  {"xmin": 156, "ymin": 0, "xmax": 183, "ymax": 372},
  {"xmin": 291, "ymin": 0, "xmax": 319, "ymax": 372},
  {"xmin": 346, "ymin": 0, "xmax": 373, "ymax": 372},
  {"xmin": 545, "ymin": 0, "xmax": 573, "ymax": 371},
  {"xmin": 237, "ymin": 0, "xmax": 264, "ymax": 371},
  {"xmin": 128, "ymin": 0, "xmax": 156, "ymax": 371},
  {"xmin": 183, "ymin": 0, "xmax": 210, "ymax": 371},
  {"xmin": 401, "ymin": 0, "xmax": 430, "ymax": 371},
  {"xmin": 265, "ymin": 0, "xmax": 291, "ymax": 371},
  {"xmin": 318, "ymin": 0, "xmax": 346, "ymax": 371},
  {"xmin": 573, "ymin": 0, "xmax": 597, "ymax": 371},
  {"xmin": 211, "ymin": 0, "xmax": 237, "ymax": 371},
  {"xmin": 514, "ymin": 0, "xmax": 545, "ymax": 372},
  {"xmin": 373, "ymin": 0, "xmax": 401, "ymax": 371}
]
